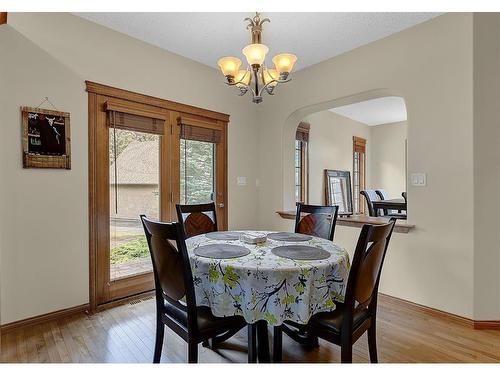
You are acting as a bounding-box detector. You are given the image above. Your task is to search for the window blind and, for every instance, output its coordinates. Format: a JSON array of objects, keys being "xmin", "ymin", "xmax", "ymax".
[
  {"xmin": 353, "ymin": 136, "xmax": 366, "ymax": 153},
  {"xmin": 296, "ymin": 122, "xmax": 310, "ymax": 142},
  {"xmin": 178, "ymin": 117, "xmax": 222, "ymax": 143},
  {"xmin": 108, "ymin": 111, "xmax": 165, "ymax": 135}
]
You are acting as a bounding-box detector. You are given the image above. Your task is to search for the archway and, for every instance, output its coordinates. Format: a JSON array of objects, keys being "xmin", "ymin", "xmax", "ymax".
[{"xmin": 281, "ymin": 88, "xmax": 409, "ymax": 214}]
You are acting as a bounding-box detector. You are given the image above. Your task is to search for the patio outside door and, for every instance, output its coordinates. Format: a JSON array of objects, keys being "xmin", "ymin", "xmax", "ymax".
[{"xmin": 88, "ymin": 84, "xmax": 228, "ymax": 309}]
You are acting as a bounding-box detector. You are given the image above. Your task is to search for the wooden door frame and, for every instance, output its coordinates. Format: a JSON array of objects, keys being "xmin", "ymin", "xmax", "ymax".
[{"xmin": 86, "ymin": 81, "xmax": 229, "ymax": 312}]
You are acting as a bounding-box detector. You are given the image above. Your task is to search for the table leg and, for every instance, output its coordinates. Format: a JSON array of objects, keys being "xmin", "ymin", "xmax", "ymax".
[{"xmin": 256, "ymin": 320, "xmax": 271, "ymax": 363}]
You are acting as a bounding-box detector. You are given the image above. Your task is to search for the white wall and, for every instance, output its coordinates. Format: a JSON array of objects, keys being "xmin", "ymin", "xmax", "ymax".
[
  {"xmin": 257, "ymin": 13, "xmax": 475, "ymax": 319},
  {"xmin": 370, "ymin": 121, "xmax": 407, "ymax": 198},
  {"xmin": 0, "ymin": 13, "xmax": 259, "ymax": 324},
  {"xmin": 303, "ymin": 110, "xmax": 371, "ymax": 205}
]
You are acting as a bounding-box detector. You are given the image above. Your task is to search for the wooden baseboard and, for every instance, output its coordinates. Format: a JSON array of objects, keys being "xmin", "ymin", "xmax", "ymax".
[
  {"xmin": 379, "ymin": 293, "xmax": 500, "ymax": 330},
  {"xmin": 473, "ymin": 320, "xmax": 500, "ymax": 330},
  {"xmin": 1, "ymin": 304, "xmax": 89, "ymax": 334}
]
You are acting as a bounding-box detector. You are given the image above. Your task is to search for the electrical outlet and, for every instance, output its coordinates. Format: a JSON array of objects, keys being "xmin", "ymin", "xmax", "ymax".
[{"xmin": 410, "ymin": 173, "xmax": 426, "ymax": 187}]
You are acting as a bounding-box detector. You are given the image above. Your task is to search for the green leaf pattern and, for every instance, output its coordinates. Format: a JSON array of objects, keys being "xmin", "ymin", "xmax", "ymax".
[{"xmin": 186, "ymin": 231, "xmax": 350, "ymax": 326}]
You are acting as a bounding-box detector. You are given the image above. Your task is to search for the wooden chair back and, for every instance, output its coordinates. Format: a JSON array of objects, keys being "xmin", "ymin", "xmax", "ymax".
[
  {"xmin": 360, "ymin": 190, "xmax": 380, "ymax": 217},
  {"xmin": 176, "ymin": 202, "xmax": 218, "ymax": 238},
  {"xmin": 294, "ymin": 203, "xmax": 339, "ymax": 241},
  {"xmin": 140, "ymin": 215, "xmax": 198, "ymax": 331},
  {"xmin": 343, "ymin": 218, "xmax": 396, "ymax": 325}
]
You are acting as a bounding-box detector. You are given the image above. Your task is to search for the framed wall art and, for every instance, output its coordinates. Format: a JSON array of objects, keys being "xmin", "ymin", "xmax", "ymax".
[{"xmin": 21, "ymin": 106, "xmax": 71, "ymax": 169}]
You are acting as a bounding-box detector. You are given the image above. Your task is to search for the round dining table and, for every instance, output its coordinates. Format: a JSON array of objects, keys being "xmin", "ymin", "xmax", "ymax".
[{"xmin": 186, "ymin": 230, "xmax": 351, "ymax": 362}]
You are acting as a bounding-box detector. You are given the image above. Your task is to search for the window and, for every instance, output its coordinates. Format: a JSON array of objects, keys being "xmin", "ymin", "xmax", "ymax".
[
  {"xmin": 353, "ymin": 136, "xmax": 366, "ymax": 214},
  {"xmin": 295, "ymin": 122, "xmax": 309, "ymax": 203},
  {"xmin": 180, "ymin": 139, "xmax": 215, "ymax": 205}
]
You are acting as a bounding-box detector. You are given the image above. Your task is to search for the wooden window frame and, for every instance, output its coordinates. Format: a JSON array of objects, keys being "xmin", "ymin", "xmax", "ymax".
[
  {"xmin": 295, "ymin": 122, "xmax": 310, "ymax": 204},
  {"xmin": 87, "ymin": 81, "xmax": 229, "ymax": 312},
  {"xmin": 353, "ymin": 136, "xmax": 367, "ymax": 214}
]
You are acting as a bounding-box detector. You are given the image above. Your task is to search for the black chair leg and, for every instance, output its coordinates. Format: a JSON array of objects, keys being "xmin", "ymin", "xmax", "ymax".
[
  {"xmin": 273, "ymin": 325, "xmax": 283, "ymax": 363},
  {"xmin": 367, "ymin": 321, "xmax": 378, "ymax": 363},
  {"xmin": 248, "ymin": 324, "xmax": 257, "ymax": 363},
  {"xmin": 153, "ymin": 319, "xmax": 164, "ymax": 363},
  {"xmin": 188, "ymin": 341, "xmax": 198, "ymax": 363},
  {"xmin": 340, "ymin": 333, "xmax": 353, "ymax": 363},
  {"xmin": 341, "ymin": 345, "xmax": 353, "ymax": 363}
]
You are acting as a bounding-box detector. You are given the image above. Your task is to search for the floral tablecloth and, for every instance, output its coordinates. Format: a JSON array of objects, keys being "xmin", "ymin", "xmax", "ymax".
[{"xmin": 186, "ymin": 231, "xmax": 350, "ymax": 326}]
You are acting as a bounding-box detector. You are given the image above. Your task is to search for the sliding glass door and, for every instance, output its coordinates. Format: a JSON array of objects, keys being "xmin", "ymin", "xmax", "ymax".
[{"xmin": 88, "ymin": 90, "xmax": 228, "ymax": 308}]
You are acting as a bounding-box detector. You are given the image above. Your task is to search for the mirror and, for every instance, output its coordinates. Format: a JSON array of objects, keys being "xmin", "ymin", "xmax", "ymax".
[{"xmin": 324, "ymin": 169, "xmax": 353, "ymax": 216}]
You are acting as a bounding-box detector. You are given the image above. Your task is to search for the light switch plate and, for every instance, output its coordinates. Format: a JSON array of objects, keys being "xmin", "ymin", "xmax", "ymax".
[
  {"xmin": 237, "ymin": 176, "xmax": 247, "ymax": 186},
  {"xmin": 410, "ymin": 173, "xmax": 426, "ymax": 186}
]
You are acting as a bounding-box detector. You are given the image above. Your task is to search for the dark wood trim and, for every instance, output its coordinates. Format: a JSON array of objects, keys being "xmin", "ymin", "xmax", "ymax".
[
  {"xmin": 0, "ymin": 12, "xmax": 7, "ymax": 25},
  {"xmin": 85, "ymin": 81, "xmax": 229, "ymax": 123},
  {"xmin": 378, "ymin": 293, "xmax": 474, "ymax": 328},
  {"xmin": 0, "ymin": 304, "xmax": 89, "ymax": 333},
  {"xmin": 473, "ymin": 320, "xmax": 500, "ymax": 330},
  {"xmin": 277, "ymin": 210, "xmax": 415, "ymax": 233},
  {"xmin": 88, "ymin": 92, "xmax": 98, "ymax": 313},
  {"xmin": 380, "ymin": 293, "xmax": 500, "ymax": 330}
]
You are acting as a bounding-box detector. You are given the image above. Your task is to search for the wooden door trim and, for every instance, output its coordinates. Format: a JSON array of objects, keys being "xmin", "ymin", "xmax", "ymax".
[
  {"xmin": 86, "ymin": 81, "xmax": 229, "ymax": 123},
  {"xmin": 88, "ymin": 83, "xmax": 230, "ymax": 313},
  {"xmin": 0, "ymin": 12, "xmax": 7, "ymax": 25}
]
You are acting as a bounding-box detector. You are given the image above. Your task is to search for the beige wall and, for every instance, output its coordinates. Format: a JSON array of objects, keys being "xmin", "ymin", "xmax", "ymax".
[
  {"xmin": 0, "ymin": 13, "xmax": 259, "ymax": 324},
  {"xmin": 303, "ymin": 110, "xmax": 371, "ymax": 205},
  {"xmin": 257, "ymin": 13, "xmax": 475, "ymax": 318},
  {"xmin": 473, "ymin": 13, "xmax": 500, "ymax": 321},
  {"xmin": 370, "ymin": 121, "xmax": 407, "ymax": 198},
  {"xmin": 304, "ymin": 110, "xmax": 407, "ymax": 207}
]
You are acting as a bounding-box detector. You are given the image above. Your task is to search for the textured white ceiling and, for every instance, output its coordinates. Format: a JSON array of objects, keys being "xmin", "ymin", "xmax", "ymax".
[
  {"xmin": 330, "ymin": 97, "xmax": 407, "ymax": 126},
  {"xmin": 74, "ymin": 12, "xmax": 441, "ymax": 71}
]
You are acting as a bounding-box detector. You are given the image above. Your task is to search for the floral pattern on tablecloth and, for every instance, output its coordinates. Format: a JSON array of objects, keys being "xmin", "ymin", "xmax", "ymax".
[{"xmin": 186, "ymin": 231, "xmax": 350, "ymax": 326}]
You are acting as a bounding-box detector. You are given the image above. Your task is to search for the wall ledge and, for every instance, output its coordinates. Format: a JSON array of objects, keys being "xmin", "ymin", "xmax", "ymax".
[{"xmin": 277, "ymin": 210, "xmax": 415, "ymax": 234}]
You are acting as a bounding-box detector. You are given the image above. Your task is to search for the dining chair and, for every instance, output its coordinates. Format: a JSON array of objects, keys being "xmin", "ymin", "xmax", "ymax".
[
  {"xmin": 360, "ymin": 190, "xmax": 381, "ymax": 217},
  {"xmin": 140, "ymin": 215, "xmax": 245, "ymax": 363},
  {"xmin": 376, "ymin": 189, "xmax": 397, "ymax": 215},
  {"xmin": 282, "ymin": 203, "xmax": 340, "ymax": 348},
  {"xmin": 273, "ymin": 218, "xmax": 397, "ymax": 363},
  {"xmin": 402, "ymin": 191, "xmax": 407, "ymax": 202},
  {"xmin": 176, "ymin": 202, "xmax": 218, "ymax": 238},
  {"xmin": 376, "ymin": 189, "xmax": 407, "ymax": 219},
  {"xmin": 294, "ymin": 203, "xmax": 339, "ymax": 241}
]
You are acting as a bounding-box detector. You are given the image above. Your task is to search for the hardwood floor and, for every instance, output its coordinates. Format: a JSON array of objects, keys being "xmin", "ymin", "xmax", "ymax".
[{"xmin": 2, "ymin": 295, "xmax": 500, "ymax": 363}]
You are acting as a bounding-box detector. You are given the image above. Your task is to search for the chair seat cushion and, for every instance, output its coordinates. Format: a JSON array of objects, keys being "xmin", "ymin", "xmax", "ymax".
[
  {"xmin": 164, "ymin": 300, "xmax": 244, "ymax": 333},
  {"xmin": 308, "ymin": 304, "xmax": 370, "ymax": 334}
]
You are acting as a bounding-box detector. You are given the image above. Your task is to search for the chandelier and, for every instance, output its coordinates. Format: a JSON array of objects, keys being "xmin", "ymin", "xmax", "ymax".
[{"xmin": 217, "ymin": 13, "xmax": 297, "ymax": 104}]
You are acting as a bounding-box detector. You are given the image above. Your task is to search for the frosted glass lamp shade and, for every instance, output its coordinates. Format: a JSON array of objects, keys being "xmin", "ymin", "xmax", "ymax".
[
  {"xmin": 242, "ymin": 44, "xmax": 269, "ymax": 66},
  {"xmin": 263, "ymin": 68, "xmax": 279, "ymax": 87},
  {"xmin": 217, "ymin": 57, "xmax": 242, "ymax": 78},
  {"xmin": 235, "ymin": 70, "xmax": 251, "ymax": 87},
  {"xmin": 272, "ymin": 53, "xmax": 297, "ymax": 77}
]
